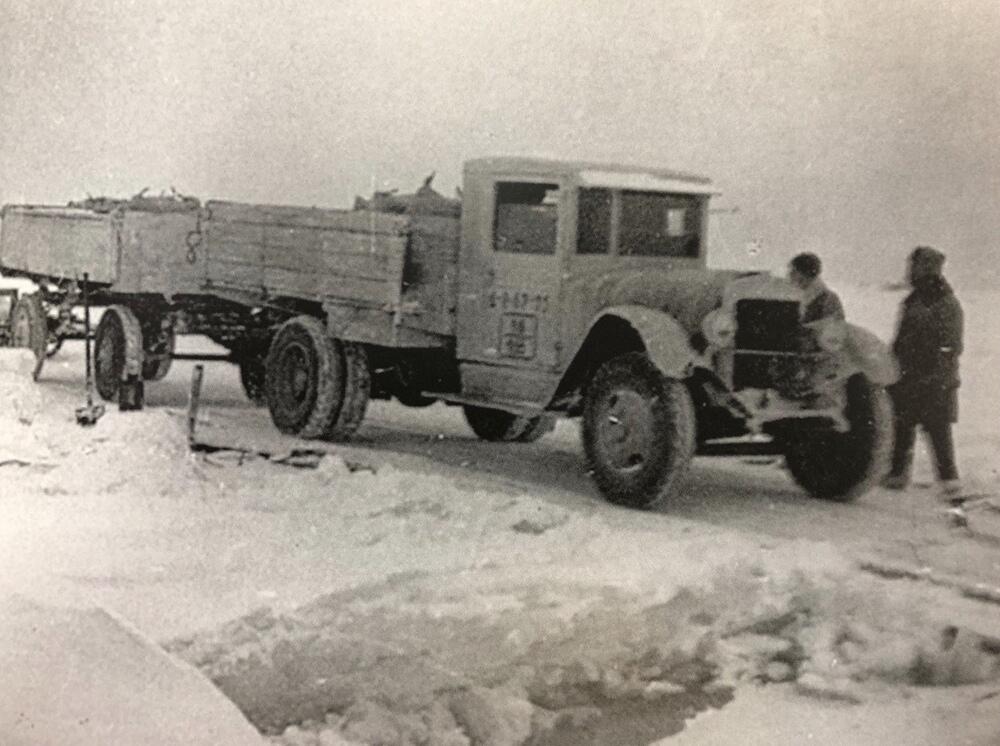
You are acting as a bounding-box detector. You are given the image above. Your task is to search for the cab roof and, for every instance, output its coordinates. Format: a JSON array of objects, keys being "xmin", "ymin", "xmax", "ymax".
[{"xmin": 464, "ymin": 156, "xmax": 714, "ymax": 194}]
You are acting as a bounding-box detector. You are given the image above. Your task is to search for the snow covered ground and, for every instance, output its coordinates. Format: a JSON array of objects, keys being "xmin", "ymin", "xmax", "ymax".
[{"xmin": 1, "ymin": 282, "xmax": 999, "ymax": 745}]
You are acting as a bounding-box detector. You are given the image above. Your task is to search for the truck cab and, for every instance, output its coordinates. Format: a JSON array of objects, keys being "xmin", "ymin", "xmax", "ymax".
[{"xmin": 455, "ymin": 157, "xmax": 717, "ymax": 412}]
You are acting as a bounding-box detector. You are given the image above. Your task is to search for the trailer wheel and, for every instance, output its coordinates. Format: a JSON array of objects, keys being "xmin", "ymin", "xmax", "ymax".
[
  {"xmin": 94, "ymin": 305, "xmax": 144, "ymax": 402},
  {"xmin": 264, "ymin": 316, "xmax": 342, "ymax": 438},
  {"xmin": 463, "ymin": 406, "xmax": 550, "ymax": 443},
  {"xmin": 238, "ymin": 356, "xmax": 267, "ymax": 406},
  {"xmin": 781, "ymin": 374, "xmax": 893, "ymax": 501},
  {"xmin": 10, "ymin": 293, "xmax": 47, "ymax": 380},
  {"xmin": 324, "ymin": 341, "xmax": 371, "ymax": 440},
  {"xmin": 142, "ymin": 325, "xmax": 175, "ymax": 381},
  {"xmin": 582, "ymin": 352, "xmax": 696, "ymax": 510}
]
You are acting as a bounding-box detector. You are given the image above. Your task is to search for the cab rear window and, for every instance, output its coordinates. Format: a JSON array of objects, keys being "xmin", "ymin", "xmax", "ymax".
[{"xmin": 494, "ymin": 182, "xmax": 559, "ymax": 255}]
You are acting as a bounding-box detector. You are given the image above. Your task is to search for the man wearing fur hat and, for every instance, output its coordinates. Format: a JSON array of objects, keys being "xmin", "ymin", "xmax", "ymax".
[{"xmin": 883, "ymin": 246, "xmax": 964, "ymax": 497}]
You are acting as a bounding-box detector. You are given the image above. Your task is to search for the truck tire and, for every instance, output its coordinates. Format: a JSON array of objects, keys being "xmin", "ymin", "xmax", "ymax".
[
  {"xmin": 463, "ymin": 406, "xmax": 550, "ymax": 443},
  {"xmin": 582, "ymin": 352, "xmax": 696, "ymax": 510},
  {"xmin": 781, "ymin": 374, "xmax": 893, "ymax": 501},
  {"xmin": 10, "ymin": 293, "xmax": 47, "ymax": 380},
  {"xmin": 264, "ymin": 316, "xmax": 343, "ymax": 438},
  {"xmin": 323, "ymin": 341, "xmax": 371, "ymax": 441},
  {"xmin": 94, "ymin": 305, "xmax": 144, "ymax": 402},
  {"xmin": 238, "ymin": 356, "xmax": 267, "ymax": 406}
]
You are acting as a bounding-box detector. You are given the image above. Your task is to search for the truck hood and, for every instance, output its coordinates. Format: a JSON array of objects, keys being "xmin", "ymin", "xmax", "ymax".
[{"xmin": 566, "ymin": 267, "xmax": 772, "ymax": 335}]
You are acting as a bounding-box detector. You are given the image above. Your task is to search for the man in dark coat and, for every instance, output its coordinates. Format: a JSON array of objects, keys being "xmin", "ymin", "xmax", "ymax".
[
  {"xmin": 788, "ymin": 253, "xmax": 845, "ymax": 323},
  {"xmin": 884, "ymin": 246, "xmax": 963, "ymax": 496}
]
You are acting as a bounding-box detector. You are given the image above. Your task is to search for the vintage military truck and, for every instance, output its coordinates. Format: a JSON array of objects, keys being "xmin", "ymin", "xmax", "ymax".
[{"xmin": 0, "ymin": 158, "xmax": 897, "ymax": 507}]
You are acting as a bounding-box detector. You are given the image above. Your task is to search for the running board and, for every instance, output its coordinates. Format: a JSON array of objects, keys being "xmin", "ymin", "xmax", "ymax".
[{"xmin": 421, "ymin": 392, "xmax": 544, "ymax": 417}]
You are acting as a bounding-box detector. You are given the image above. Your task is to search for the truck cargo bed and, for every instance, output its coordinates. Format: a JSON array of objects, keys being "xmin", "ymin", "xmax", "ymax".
[
  {"xmin": 203, "ymin": 202, "xmax": 460, "ymax": 346},
  {"xmin": 204, "ymin": 202, "xmax": 409, "ymax": 308}
]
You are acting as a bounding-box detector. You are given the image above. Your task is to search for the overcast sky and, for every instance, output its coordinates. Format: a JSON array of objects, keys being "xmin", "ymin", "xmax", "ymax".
[{"xmin": 1, "ymin": 0, "xmax": 997, "ymax": 285}]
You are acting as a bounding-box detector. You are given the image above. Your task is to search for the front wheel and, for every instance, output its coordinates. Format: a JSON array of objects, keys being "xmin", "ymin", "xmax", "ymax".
[
  {"xmin": 582, "ymin": 352, "xmax": 696, "ymax": 510},
  {"xmin": 781, "ymin": 374, "xmax": 893, "ymax": 501}
]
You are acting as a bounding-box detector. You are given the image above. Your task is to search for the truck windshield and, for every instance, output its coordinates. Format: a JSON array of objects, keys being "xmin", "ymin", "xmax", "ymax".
[{"xmin": 619, "ymin": 190, "xmax": 701, "ymax": 258}]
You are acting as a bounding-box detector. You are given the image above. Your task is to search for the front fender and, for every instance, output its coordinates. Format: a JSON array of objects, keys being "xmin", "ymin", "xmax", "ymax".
[
  {"xmin": 590, "ymin": 305, "xmax": 695, "ymax": 379},
  {"xmin": 844, "ymin": 324, "xmax": 899, "ymax": 385}
]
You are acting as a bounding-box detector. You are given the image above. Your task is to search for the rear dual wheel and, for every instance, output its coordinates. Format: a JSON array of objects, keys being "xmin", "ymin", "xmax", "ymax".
[
  {"xmin": 263, "ymin": 316, "xmax": 370, "ymax": 440},
  {"xmin": 238, "ymin": 356, "xmax": 267, "ymax": 406}
]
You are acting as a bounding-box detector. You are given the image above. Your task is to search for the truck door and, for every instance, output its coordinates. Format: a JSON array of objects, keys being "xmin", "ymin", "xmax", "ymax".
[{"xmin": 456, "ymin": 179, "xmax": 564, "ymax": 373}]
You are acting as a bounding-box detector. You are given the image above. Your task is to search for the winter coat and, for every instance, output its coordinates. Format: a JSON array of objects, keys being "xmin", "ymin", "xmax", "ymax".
[
  {"xmin": 890, "ymin": 276, "xmax": 963, "ymax": 423},
  {"xmin": 801, "ymin": 281, "xmax": 845, "ymax": 324}
]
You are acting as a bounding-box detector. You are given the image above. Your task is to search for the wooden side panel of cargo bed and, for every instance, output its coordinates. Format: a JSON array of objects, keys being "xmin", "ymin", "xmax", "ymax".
[
  {"xmin": 113, "ymin": 210, "xmax": 204, "ymax": 294},
  {"xmin": 0, "ymin": 206, "xmax": 115, "ymax": 283},
  {"xmin": 400, "ymin": 214, "xmax": 460, "ymax": 337},
  {"xmin": 203, "ymin": 202, "xmax": 409, "ymax": 308}
]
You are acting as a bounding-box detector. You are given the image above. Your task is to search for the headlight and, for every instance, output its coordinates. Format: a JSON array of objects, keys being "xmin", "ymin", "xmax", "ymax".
[
  {"xmin": 816, "ymin": 321, "xmax": 847, "ymax": 352},
  {"xmin": 702, "ymin": 308, "xmax": 736, "ymax": 347}
]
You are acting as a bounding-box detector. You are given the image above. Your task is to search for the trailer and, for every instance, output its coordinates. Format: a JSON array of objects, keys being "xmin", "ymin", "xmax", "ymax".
[{"xmin": 1, "ymin": 158, "xmax": 899, "ymax": 509}]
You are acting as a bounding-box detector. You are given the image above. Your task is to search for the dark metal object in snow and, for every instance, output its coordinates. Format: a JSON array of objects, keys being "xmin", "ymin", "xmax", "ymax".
[{"xmin": 187, "ymin": 364, "xmax": 204, "ymax": 447}]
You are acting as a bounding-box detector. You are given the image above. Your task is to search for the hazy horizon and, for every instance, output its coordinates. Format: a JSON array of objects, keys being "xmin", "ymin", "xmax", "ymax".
[{"xmin": 2, "ymin": 0, "xmax": 997, "ymax": 287}]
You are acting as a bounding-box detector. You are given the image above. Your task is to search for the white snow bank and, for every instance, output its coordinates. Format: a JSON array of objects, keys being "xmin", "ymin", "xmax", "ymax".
[
  {"xmin": 36, "ymin": 408, "xmax": 206, "ymax": 498},
  {"xmin": 0, "ymin": 592, "xmax": 265, "ymax": 746},
  {"xmin": 0, "ymin": 350, "xmax": 47, "ymax": 461},
  {"xmin": 169, "ymin": 551, "xmax": 1000, "ymax": 745}
]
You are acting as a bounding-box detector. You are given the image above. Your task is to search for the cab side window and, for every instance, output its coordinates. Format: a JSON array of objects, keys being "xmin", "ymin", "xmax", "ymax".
[
  {"xmin": 577, "ymin": 188, "xmax": 611, "ymax": 255},
  {"xmin": 494, "ymin": 182, "xmax": 559, "ymax": 255}
]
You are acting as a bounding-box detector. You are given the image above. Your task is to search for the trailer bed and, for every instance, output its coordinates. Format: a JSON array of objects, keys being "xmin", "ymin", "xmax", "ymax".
[{"xmin": 0, "ymin": 204, "xmax": 204, "ymax": 296}]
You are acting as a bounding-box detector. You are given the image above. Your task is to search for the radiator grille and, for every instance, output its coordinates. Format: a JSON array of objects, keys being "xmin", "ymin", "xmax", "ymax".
[
  {"xmin": 732, "ymin": 299, "xmax": 808, "ymax": 392},
  {"xmin": 734, "ymin": 299, "xmax": 800, "ymax": 352}
]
